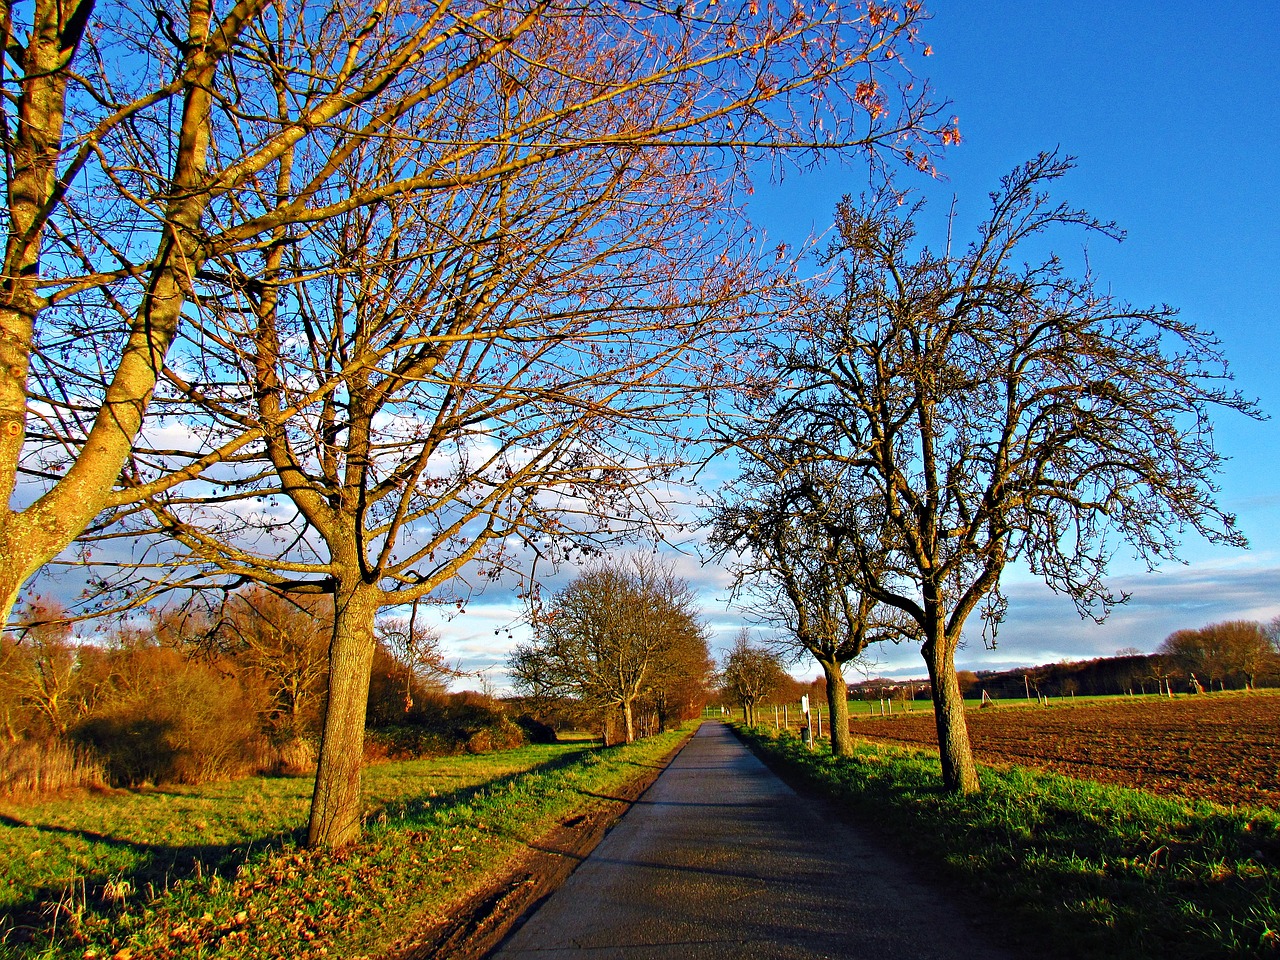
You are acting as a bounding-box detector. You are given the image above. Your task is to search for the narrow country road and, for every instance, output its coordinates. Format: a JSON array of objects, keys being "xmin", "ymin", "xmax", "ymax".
[{"xmin": 491, "ymin": 722, "xmax": 1013, "ymax": 959}]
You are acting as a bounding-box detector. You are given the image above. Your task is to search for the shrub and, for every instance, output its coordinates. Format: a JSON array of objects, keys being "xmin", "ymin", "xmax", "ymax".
[
  {"xmin": 267, "ymin": 732, "xmax": 318, "ymax": 775},
  {"xmin": 364, "ymin": 691, "xmax": 527, "ymax": 760},
  {"xmin": 73, "ymin": 661, "xmax": 269, "ymax": 786},
  {"xmin": 513, "ymin": 713, "xmax": 558, "ymax": 744}
]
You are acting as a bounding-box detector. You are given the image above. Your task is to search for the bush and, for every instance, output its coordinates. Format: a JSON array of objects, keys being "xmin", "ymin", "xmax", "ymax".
[
  {"xmin": 365, "ymin": 691, "xmax": 527, "ymax": 759},
  {"xmin": 513, "ymin": 713, "xmax": 558, "ymax": 744},
  {"xmin": 72, "ymin": 661, "xmax": 269, "ymax": 786},
  {"xmin": 267, "ymin": 732, "xmax": 318, "ymax": 776}
]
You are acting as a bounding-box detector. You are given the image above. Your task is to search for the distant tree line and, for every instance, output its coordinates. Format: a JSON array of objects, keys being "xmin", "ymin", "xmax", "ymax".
[{"xmin": 909, "ymin": 619, "xmax": 1280, "ymax": 701}]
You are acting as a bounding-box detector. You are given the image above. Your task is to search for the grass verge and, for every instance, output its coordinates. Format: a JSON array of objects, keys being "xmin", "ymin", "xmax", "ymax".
[
  {"xmin": 735, "ymin": 724, "xmax": 1280, "ymax": 960},
  {"xmin": 1, "ymin": 727, "xmax": 693, "ymax": 959}
]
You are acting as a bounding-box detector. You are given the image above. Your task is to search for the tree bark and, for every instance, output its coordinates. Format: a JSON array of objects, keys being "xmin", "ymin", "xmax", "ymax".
[
  {"xmin": 820, "ymin": 658, "xmax": 852, "ymax": 755},
  {"xmin": 306, "ymin": 583, "xmax": 381, "ymax": 848},
  {"xmin": 0, "ymin": 0, "xmax": 220, "ymax": 624},
  {"xmin": 922, "ymin": 631, "xmax": 980, "ymax": 793},
  {"xmin": 622, "ymin": 698, "xmax": 635, "ymax": 744}
]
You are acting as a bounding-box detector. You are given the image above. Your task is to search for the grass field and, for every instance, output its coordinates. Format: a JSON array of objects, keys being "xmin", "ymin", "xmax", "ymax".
[
  {"xmin": 736, "ymin": 723, "xmax": 1280, "ymax": 960},
  {"xmin": 0, "ymin": 729, "xmax": 693, "ymax": 959}
]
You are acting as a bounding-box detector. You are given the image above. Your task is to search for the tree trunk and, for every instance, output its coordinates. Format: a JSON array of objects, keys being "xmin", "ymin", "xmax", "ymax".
[
  {"xmin": 622, "ymin": 698, "xmax": 635, "ymax": 743},
  {"xmin": 307, "ymin": 584, "xmax": 381, "ymax": 848},
  {"xmin": 922, "ymin": 631, "xmax": 980, "ymax": 793},
  {"xmin": 0, "ymin": 0, "xmax": 219, "ymax": 627},
  {"xmin": 821, "ymin": 659, "xmax": 852, "ymax": 755}
]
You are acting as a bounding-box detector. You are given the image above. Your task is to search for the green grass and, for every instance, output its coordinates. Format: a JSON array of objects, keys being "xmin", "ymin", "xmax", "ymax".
[
  {"xmin": 0, "ymin": 729, "xmax": 693, "ymax": 959},
  {"xmin": 735, "ymin": 724, "xmax": 1280, "ymax": 960}
]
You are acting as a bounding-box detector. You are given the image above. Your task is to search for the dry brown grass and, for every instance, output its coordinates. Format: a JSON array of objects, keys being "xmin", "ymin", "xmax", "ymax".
[{"xmin": 0, "ymin": 738, "xmax": 107, "ymax": 799}]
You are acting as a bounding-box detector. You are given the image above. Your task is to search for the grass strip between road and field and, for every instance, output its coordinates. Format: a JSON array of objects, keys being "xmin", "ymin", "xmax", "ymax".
[
  {"xmin": 735, "ymin": 724, "xmax": 1280, "ymax": 960},
  {"xmin": 1, "ymin": 725, "xmax": 694, "ymax": 960}
]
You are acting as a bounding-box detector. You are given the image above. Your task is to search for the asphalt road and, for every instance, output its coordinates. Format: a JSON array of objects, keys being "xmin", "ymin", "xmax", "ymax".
[{"xmin": 490, "ymin": 722, "xmax": 1014, "ymax": 960}]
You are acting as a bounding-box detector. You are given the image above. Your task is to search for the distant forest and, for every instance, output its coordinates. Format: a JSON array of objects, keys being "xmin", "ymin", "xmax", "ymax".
[{"xmin": 849, "ymin": 652, "xmax": 1279, "ymax": 703}]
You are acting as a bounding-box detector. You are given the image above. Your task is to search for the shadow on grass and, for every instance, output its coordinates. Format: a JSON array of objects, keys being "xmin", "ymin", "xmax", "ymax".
[
  {"xmin": 0, "ymin": 745, "xmax": 603, "ymax": 950},
  {"xmin": 363, "ymin": 745, "xmax": 599, "ymax": 829},
  {"xmin": 0, "ymin": 820, "xmax": 308, "ymax": 949}
]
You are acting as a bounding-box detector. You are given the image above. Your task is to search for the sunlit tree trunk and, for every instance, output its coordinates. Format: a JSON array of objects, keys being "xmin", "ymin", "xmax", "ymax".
[
  {"xmin": 306, "ymin": 581, "xmax": 381, "ymax": 848},
  {"xmin": 621, "ymin": 698, "xmax": 636, "ymax": 744},
  {"xmin": 922, "ymin": 623, "xmax": 979, "ymax": 794},
  {"xmin": 820, "ymin": 658, "xmax": 852, "ymax": 755}
]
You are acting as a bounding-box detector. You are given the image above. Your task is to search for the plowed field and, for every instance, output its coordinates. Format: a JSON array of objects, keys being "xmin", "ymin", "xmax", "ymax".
[{"xmin": 851, "ymin": 692, "xmax": 1280, "ymax": 808}]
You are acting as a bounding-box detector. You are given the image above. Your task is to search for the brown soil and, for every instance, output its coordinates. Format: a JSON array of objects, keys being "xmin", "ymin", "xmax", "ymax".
[
  {"xmin": 851, "ymin": 692, "xmax": 1280, "ymax": 808},
  {"xmin": 377, "ymin": 732, "xmax": 693, "ymax": 960}
]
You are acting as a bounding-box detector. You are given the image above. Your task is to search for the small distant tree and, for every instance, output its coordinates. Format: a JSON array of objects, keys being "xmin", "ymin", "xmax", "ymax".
[
  {"xmin": 375, "ymin": 613, "xmax": 453, "ymax": 714},
  {"xmin": 509, "ymin": 558, "xmax": 706, "ymax": 744},
  {"xmin": 643, "ymin": 624, "xmax": 714, "ymax": 733},
  {"xmin": 178, "ymin": 589, "xmax": 334, "ymax": 738},
  {"xmin": 5, "ymin": 603, "xmax": 80, "ymax": 735},
  {"xmin": 720, "ymin": 631, "xmax": 789, "ymax": 725}
]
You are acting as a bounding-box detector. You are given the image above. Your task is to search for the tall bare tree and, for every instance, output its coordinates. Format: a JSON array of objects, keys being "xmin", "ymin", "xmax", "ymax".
[
  {"xmin": 3, "ymin": 0, "xmax": 566, "ymax": 622},
  {"xmin": 45, "ymin": 3, "xmax": 953, "ymax": 846},
  {"xmin": 509, "ymin": 557, "xmax": 706, "ymax": 745},
  {"xmin": 3, "ymin": 0, "xmax": 953, "ymax": 639},
  {"xmin": 708, "ymin": 456, "xmax": 912, "ymax": 753},
  {"xmin": 759, "ymin": 153, "xmax": 1259, "ymax": 792}
]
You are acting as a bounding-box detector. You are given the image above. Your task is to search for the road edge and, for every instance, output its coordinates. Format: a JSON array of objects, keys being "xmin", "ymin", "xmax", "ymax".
[{"xmin": 379, "ymin": 723, "xmax": 701, "ymax": 960}]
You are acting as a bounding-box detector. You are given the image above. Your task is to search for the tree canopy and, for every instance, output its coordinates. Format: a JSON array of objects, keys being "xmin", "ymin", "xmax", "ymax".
[
  {"xmin": 509, "ymin": 557, "xmax": 709, "ymax": 744},
  {"xmin": 729, "ymin": 153, "xmax": 1259, "ymax": 791},
  {"xmin": 5, "ymin": 0, "xmax": 952, "ymax": 846}
]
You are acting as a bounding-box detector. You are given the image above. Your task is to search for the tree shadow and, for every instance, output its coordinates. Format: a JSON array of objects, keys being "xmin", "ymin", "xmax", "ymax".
[
  {"xmin": 0, "ymin": 745, "xmax": 601, "ymax": 947},
  {"xmin": 366, "ymin": 744, "xmax": 597, "ymax": 825},
  {"xmin": 0, "ymin": 814, "xmax": 307, "ymax": 947}
]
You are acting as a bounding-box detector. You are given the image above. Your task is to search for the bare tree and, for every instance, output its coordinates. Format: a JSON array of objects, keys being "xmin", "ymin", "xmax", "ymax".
[
  {"xmin": 509, "ymin": 557, "xmax": 706, "ymax": 744},
  {"xmin": 708, "ymin": 456, "xmax": 913, "ymax": 753},
  {"xmin": 3, "ymin": 0, "xmax": 952, "ymax": 631},
  {"xmin": 759, "ymin": 153, "xmax": 1260, "ymax": 792},
  {"xmin": 3, "ymin": 602, "xmax": 79, "ymax": 734},
  {"xmin": 14, "ymin": 0, "xmax": 951, "ymax": 848},
  {"xmin": 207, "ymin": 589, "xmax": 332, "ymax": 734},
  {"xmin": 719, "ymin": 630, "xmax": 788, "ymax": 725},
  {"xmin": 2, "ymin": 0, "xmax": 556, "ymax": 622},
  {"xmin": 375, "ymin": 609, "xmax": 453, "ymax": 712}
]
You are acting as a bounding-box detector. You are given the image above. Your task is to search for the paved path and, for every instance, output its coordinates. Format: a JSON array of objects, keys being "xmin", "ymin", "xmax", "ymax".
[{"xmin": 491, "ymin": 723, "xmax": 1013, "ymax": 959}]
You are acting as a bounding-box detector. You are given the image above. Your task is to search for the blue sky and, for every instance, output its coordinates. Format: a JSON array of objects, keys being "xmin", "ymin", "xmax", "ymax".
[
  {"xmin": 38, "ymin": 4, "xmax": 1270, "ymax": 687},
  {"xmin": 735, "ymin": 1, "xmax": 1280, "ymax": 678},
  {"xmin": 447, "ymin": 3, "xmax": 1280, "ymax": 687}
]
